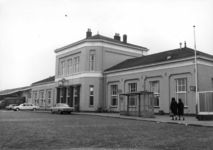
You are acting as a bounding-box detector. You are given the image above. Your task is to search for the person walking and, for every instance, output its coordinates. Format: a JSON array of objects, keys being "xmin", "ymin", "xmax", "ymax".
[
  {"xmin": 177, "ymin": 99, "xmax": 185, "ymax": 120},
  {"xmin": 170, "ymin": 97, "xmax": 178, "ymax": 120}
]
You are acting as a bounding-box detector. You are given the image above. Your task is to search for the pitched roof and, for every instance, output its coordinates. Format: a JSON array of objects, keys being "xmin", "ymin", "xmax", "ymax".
[
  {"xmin": 31, "ymin": 76, "xmax": 55, "ymax": 85},
  {"xmin": 0, "ymin": 86, "xmax": 31, "ymax": 96},
  {"xmin": 55, "ymin": 34, "xmax": 148, "ymax": 52},
  {"xmin": 105, "ymin": 47, "xmax": 213, "ymax": 72}
]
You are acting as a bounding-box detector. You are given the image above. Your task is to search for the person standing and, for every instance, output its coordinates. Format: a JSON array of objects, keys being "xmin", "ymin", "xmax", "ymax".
[
  {"xmin": 177, "ymin": 99, "xmax": 185, "ymax": 120},
  {"xmin": 170, "ymin": 97, "xmax": 178, "ymax": 120}
]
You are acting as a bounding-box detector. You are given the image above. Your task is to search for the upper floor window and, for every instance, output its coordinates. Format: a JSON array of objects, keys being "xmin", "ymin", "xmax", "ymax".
[
  {"xmin": 60, "ymin": 61, "xmax": 66, "ymax": 76},
  {"xmin": 176, "ymin": 78, "xmax": 187, "ymax": 106},
  {"xmin": 111, "ymin": 85, "xmax": 118, "ymax": 106},
  {"xmin": 67, "ymin": 59, "xmax": 72, "ymax": 74},
  {"xmin": 90, "ymin": 51, "xmax": 95, "ymax": 71},
  {"xmin": 74, "ymin": 57, "xmax": 79, "ymax": 73},
  {"xmin": 150, "ymin": 81, "xmax": 160, "ymax": 107},
  {"xmin": 129, "ymin": 83, "xmax": 137, "ymax": 106}
]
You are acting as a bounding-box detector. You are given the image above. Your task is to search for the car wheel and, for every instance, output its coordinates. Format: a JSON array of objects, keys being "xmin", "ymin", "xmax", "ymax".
[
  {"xmin": 51, "ymin": 110, "xmax": 54, "ymax": 114},
  {"xmin": 33, "ymin": 108, "xmax": 36, "ymax": 111},
  {"xmin": 16, "ymin": 108, "xmax": 19, "ymax": 111},
  {"xmin": 58, "ymin": 110, "xmax": 63, "ymax": 114}
]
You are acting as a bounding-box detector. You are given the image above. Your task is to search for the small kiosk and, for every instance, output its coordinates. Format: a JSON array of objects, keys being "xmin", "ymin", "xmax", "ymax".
[{"xmin": 119, "ymin": 91, "xmax": 155, "ymax": 118}]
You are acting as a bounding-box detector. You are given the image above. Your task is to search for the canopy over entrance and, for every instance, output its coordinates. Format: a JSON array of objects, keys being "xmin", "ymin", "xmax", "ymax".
[{"xmin": 119, "ymin": 90, "xmax": 155, "ymax": 118}]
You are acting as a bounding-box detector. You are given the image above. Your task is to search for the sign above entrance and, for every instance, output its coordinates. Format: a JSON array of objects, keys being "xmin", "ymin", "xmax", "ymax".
[{"xmin": 58, "ymin": 78, "xmax": 68, "ymax": 87}]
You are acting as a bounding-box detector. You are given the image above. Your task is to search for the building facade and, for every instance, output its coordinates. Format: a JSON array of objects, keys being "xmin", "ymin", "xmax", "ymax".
[
  {"xmin": 54, "ymin": 29, "xmax": 148, "ymax": 111},
  {"xmin": 104, "ymin": 45, "xmax": 213, "ymax": 115},
  {"xmin": 31, "ymin": 76, "xmax": 55, "ymax": 110}
]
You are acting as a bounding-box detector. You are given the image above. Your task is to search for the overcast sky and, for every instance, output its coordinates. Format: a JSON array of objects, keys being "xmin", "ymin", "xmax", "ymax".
[{"xmin": 0, "ymin": 0, "xmax": 213, "ymax": 90}]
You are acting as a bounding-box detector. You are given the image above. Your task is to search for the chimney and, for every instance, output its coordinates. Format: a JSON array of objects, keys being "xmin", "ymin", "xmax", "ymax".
[
  {"xmin": 184, "ymin": 41, "xmax": 187, "ymax": 48},
  {"xmin": 114, "ymin": 33, "xmax": 120, "ymax": 41},
  {"xmin": 123, "ymin": 34, "xmax": 127, "ymax": 43},
  {"xmin": 180, "ymin": 42, "xmax": 182, "ymax": 50},
  {"xmin": 86, "ymin": 29, "xmax": 92, "ymax": 38}
]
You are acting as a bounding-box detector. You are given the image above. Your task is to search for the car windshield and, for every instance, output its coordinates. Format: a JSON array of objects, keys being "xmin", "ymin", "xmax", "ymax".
[{"xmin": 60, "ymin": 104, "xmax": 69, "ymax": 107}]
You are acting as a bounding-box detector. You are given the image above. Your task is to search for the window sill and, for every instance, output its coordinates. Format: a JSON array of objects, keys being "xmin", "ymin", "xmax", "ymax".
[
  {"xmin": 89, "ymin": 105, "xmax": 94, "ymax": 107},
  {"xmin": 184, "ymin": 106, "xmax": 188, "ymax": 109}
]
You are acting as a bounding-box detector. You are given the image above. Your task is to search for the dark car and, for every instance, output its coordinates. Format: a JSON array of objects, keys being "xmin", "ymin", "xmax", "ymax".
[{"xmin": 51, "ymin": 103, "xmax": 74, "ymax": 114}]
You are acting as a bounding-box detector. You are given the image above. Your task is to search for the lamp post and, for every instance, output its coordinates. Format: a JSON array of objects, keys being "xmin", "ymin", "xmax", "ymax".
[{"xmin": 193, "ymin": 25, "xmax": 198, "ymax": 115}]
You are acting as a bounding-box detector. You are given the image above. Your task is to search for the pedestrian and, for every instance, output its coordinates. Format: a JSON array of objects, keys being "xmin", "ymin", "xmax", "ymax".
[
  {"xmin": 177, "ymin": 99, "xmax": 185, "ymax": 120},
  {"xmin": 170, "ymin": 97, "xmax": 178, "ymax": 120}
]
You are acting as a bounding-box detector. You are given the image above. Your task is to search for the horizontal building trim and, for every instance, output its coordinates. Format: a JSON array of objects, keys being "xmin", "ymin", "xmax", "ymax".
[
  {"xmin": 32, "ymin": 83, "xmax": 55, "ymax": 89},
  {"xmin": 55, "ymin": 40, "xmax": 147, "ymax": 56},
  {"xmin": 106, "ymin": 60, "xmax": 195, "ymax": 77},
  {"xmin": 55, "ymin": 72, "xmax": 103, "ymax": 81}
]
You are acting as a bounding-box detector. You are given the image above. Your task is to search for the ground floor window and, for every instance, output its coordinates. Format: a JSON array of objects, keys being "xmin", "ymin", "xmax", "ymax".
[
  {"xmin": 176, "ymin": 78, "xmax": 187, "ymax": 106},
  {"xmin": 47, "ymin": 90, "xmax": 51, "ymax": 105},
  {"xmin": 89, "ymin": 85, "xmax": 94, "ymax": 106},
  {"xmin": 129, "ymin": 83, "xmax": 137, "ymax": 106},
  {"xmin": 150, "ymin": 81, "xmax": 160, "ymax": 107},
  {"xmin": 111, "ymin": 85, "xmax": 118, "ymax": 106}
]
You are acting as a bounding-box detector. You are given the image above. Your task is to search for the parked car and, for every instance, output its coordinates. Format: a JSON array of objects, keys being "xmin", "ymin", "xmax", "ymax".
[
  {"xmin": 13, "ymin": 103, "xmax": 40, "ymax": 111},
  {"xmin": 51, "ymin": 103, "xmax": 74, "ymax": 114},
  {"xmin": 5, "ymin": 104, "xmax": 18, "ymax": 110}
]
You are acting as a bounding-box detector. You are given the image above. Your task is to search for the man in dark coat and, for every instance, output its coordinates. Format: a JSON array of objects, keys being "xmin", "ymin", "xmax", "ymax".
[
  {"xmin": 170, "ymin": 97, "xmax": 178, "ymax": 120},
  {"xmin": 177, "ymin": 99, "xmax": 185, "ymax": 120}
]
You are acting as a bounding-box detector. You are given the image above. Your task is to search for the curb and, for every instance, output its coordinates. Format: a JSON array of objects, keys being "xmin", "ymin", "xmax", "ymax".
[{"xmin": 73, "ymin": 113, "xmax": 213, "ymax": 128}]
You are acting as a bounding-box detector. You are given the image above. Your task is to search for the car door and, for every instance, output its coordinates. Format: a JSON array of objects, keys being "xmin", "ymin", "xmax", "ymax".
[{"xmin": 21, "ymin": 104, "xmax": 28, "ymax": 110}]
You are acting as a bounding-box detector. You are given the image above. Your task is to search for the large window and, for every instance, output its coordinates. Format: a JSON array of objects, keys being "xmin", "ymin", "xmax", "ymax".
[
  {"xmin": 60, "ymin": 89, "xmax": 63, "ymax": 103},
  {"xmin": 176, "ymin": 78, "xmax": 187, "ymax": 106},
  {"xmin": 111, "ymin": 85, "xmax": 118, "ymax": 106},
  {"xmin": 74, "ymin": 57, "xmax": 79, "ymax": 73},
  {"xmin": 40, "ymin": 91, "xmax": 44, "ymax": 106},
  {"xmin": 89, "ymin": 85, "xmax": 94, "ymax": 106},
  {"xmin": 129, "ymin": 83, "xmax": 137, "ymax": 106},
  {"xmin": 150, "ymin": 81, "xmax": 160, "ymax": 107},
  {"xmin": 34, "ymin": 92, "xmax": 37, "ymax": 105},
  {"xmin": 90, "ymin": 51, "xmax": 95, "ymax": 71},
  {"xmin": 60, "ymin": 61, "xmax": 66, "ymax": 76},
  {"xmin": 47, "ymin": 91, "xmax": 51, "ymax": 105},
  {"xmin": 67, "ymin": 59, "xmax": 72, "ymax": 74},
  {"xmin": 74, "ymin": 87, "xmax": 77, "ymax": 106}
]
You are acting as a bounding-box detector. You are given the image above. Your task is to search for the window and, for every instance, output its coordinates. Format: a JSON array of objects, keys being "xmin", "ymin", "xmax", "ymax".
[
  {"xmin": 89, "ymin": 86, "xmax": 94, "ymax": 106},
  {"xmin": 34, "ymin": 92, "xmax": 37, "ymax": 105},
  {"xmin": 66, "ymin": 88, "xmax": 70, "ymax": 105},
  {"xmin": 40, "ymin": 91, "xmax": 44, "ymax": 106},
  {"xmin": 60, "ymin": 89, "xmax": 63, "ymax": 103},
  {"xmin": 47, "ymin": 91, "xmax": 51, "ymax": 104},
  {"xmin": 111, "ymin": 85, "xmax": 118, "ymax": 106},
  {"xmin": 176, "ymin": 78, "xmax": 187, "ymax": 106},
  {"xmin": 73, "ymin": 87, "xmax": 78, "ymax": 106},
  {"xmin": 90, "ymin": 51, "xmax": 95, "ymax": 71},
  {"xmin": 28, "ymin": 92, "xmax": 31, "ymax": 98},
  {"xmin": 60, "ymin": 61, "xmax": 66, "ymax": 76},
  {"xmin": 67, "ymin": 59, "xmax": 72, "ymax": 74},
  {"xmin": 150, "ymin": 81, "xmax": 160, "ymax": 107},
  {"xmin": 129, "ymin": 83, "xmax": 137, "ymax": 106},
  {"xmin": 74, "ymin": 57, "xmax": 79, "ymax": 73}
]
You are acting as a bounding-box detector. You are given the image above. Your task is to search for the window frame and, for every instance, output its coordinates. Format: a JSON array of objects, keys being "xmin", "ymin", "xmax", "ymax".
[
  {"xmin": 150, "ymin": 81, "xmax": 160, "ymax": 107},
  {"xmin": 89, "ymin": 85, "xmax": 94, "ymax": 106},
  {"xmin": 74, "ymin": 57, "xmax": 79, "ymax": 73},
  {"xmin": 111, "ymin": 85, "xmax": 118, "ymax": 106},
  {"xmin": 175, "ymin": 78, "xmax": 188, "ymax": 106},
  {"xmin": 67, "ymin": 59, "xmax": 72, "ymax": 75},
  {"xmin": 90, "ymin": 53, "xmax": 95, "ymax": 71},
  {"xmin": 129, "ymin": 83, "xmax": 137, "ymax": 106}
]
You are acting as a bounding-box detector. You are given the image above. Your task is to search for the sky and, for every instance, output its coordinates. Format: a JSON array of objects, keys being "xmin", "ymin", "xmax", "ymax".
[{"xmin": 0, "ymin": 0, "xmax": 213, "ymax": 91}]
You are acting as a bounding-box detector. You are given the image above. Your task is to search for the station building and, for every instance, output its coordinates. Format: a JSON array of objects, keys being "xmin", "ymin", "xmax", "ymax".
[{"xmin": 2, "ymin": 29, "xmax": 212, "ymax": 116}]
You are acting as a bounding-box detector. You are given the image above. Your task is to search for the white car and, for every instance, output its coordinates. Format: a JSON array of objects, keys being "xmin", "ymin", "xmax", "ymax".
[
  {"xmin": 51, "ymin": 103, "xmax": 74, "ymax": 114},
  {"xmin": 13, "ymin": 103, "xmax": 40, "ymax": 111}
]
